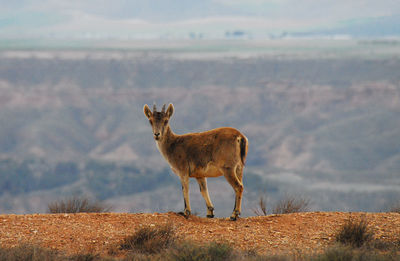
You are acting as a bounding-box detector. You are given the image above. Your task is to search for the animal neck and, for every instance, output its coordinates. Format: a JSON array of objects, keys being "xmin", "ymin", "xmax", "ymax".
[{"xmin": 156, "ymin": 126, "xmax": 177, "ymax": 153}]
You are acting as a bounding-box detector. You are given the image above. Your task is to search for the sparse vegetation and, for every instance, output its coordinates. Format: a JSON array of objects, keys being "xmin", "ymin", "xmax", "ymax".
[
  {"xmin": 253, "ymin": 194, "xmax": 311, "ymax": 216},
  {"xmin": 388, "ymin": 201, "xmax": 400, "ymax": 213},
  {"xmin": 311, "ymin": 245, "xmax": 354, "ymax": 261},
  {"xmin": 253, "ymin": 194, "xmax": 268, "ymax": 216},
  {"xmin": 335, "ymin": 217, "xmax": 374, "ymax": 248},
  {"xmin": 332, "ymin": 216, "xmax": 400, "ymax": 259},
  {"xmin": 368, "ymin": 238, "xmax": 400, "ymax": 251},
  {"xmin": 48, "ymin": 195, "xmax": 112, "ymax": 214},
  {"xmin": 0, "ymin": 244, "xmax": 111, "ymax": 261},
  {"xmin": 118, "ymin": 224, "xmax": 257, "ymax": 260},
  {"xmin": 120, "ymin": 224, "xmax": 176, "ymax": 254},
  {"xmin": 310, "ymin": 244, "xmax": 400, "ymax": 261},
  {"xmin": 0, "ymin": 244, "xmax": 59, "ymax": 261},
  {"xmin": 1, "ymin": 238, "xmax": 400, "ymax": 261},
  {"xmin": 167, "ymin": 241, "xmax": 235, "ymax": 261},
  {"xmin": 272, "ymin": 195, "xmax": 310, "ymax": 214},
  {"xmin": 68, "ymin": 253, "xmax": 107, "ymax": 261}
]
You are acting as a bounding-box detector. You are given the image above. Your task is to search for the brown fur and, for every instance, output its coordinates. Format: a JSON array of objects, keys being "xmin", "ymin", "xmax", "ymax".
[{"xmin": 144, "ymin": 103, "xmax": 248, "ymax": 220}]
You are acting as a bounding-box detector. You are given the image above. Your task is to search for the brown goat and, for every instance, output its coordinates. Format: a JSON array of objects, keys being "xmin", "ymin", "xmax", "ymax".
[{"xmin": 143, "ymin": 103, "xmax": 248, "ymax": 220}]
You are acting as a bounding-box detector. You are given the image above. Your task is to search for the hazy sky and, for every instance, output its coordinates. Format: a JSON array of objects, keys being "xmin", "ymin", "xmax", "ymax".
[{"xmin": 1, "ymin": 0, "xmax": 400, "ymax": 38}]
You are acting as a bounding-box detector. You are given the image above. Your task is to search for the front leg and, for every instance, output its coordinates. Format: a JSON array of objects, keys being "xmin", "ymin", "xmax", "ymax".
[
  {"xmin": 180, "ymin": 175, "xmax": 191, "ymax": 218},
  {"xmin": 196, "ymin": 177, "xmax": 215, "ymax": 218}
]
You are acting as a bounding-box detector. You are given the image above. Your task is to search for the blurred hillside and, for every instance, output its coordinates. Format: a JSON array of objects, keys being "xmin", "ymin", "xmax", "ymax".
[{"xmin": 0, "ymin": 41, "xmax": 399, "ymax": 216}]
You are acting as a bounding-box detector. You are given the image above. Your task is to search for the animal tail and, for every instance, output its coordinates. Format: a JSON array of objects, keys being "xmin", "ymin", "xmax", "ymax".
[{"xmin": 239, "ymin": 136, "xmax": 248, "ymax": 165}]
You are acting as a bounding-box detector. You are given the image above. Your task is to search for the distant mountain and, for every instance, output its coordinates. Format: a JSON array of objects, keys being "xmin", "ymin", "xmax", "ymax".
[
  {"xmin": 0, "ymin": 46, "xmax": 399, "ymax": 215},
  {"xmin": 291, "ymin": 15, "xmax": 400, "ymax": 38}
]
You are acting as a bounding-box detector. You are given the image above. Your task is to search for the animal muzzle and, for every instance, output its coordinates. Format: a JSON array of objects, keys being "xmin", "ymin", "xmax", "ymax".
[{"xmin": 154, "ymin": 132, "xmax": 160, "ymax": 140}]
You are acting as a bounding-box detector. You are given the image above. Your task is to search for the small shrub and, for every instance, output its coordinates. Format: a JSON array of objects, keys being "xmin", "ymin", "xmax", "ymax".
[
  {"xmin": 253, "ymin": 195, "xmax": 268, "ymax": 216},
  {"xmin": 69, "ymin": 253, "xmax": 104, "ymax": 261},
  {"xmin": 388, "ymin": 201, "xmax": 400, "ymax": 213},
  {"xmin": 120, "ymin": 224, "xmax": 176, "ymax": 254},
  {"xmin": 311, "ymin": 244, "xmax": 400, "ymax": 261},
  {"xmin": 205, "ymin": 242, "xmax": 234, "ymax": 261},
  {"xmin": 272, "ymin": 195, "xmax": 310, "ymax": 214},
  {"xmin": 122, "ymin": 252, "xmax": 152, "ymax": 261},
  {"xmin": 335, "ymin": 217, "xmax": 374, "ymax": 248},
  {"xmin": 369, "ymin": 239, "xmax": 400, "ymax": 251},
  {"xmin": 168, "ymin": 242, "xmax": 205, "ymax": 261},
  {"xmin": 311, "ymin": 245, "xmax": 354, "ymax": 261},
  {"xmin": 0, "ymin": 244, "xmax": 57, "ymax": 261},
  {"xmin": 0, "ymin": 245, "xmax": 115, "ymax": 261},
  {"xmin": 48, "ymin": 196, "xmax": 112, "ymax": 214},
  {"xmin": 168, "ymin": 241, "xmax": 234, "ymax": 261}
]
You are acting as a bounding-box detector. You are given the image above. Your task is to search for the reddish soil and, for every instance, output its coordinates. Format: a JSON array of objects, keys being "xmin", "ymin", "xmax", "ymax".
[{"xmin": 0, "ymin": 212, "xmax": 399, "ymax": 257}]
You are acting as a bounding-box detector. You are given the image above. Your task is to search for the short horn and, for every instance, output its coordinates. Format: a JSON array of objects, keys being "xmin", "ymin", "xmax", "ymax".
[
  {"xmin": 153, "ymin": 104, "xmax": 157, "ymax": 112},
  {"xmin": 161, "ymin": 104, "xmax": 166, "ymax": 113}
]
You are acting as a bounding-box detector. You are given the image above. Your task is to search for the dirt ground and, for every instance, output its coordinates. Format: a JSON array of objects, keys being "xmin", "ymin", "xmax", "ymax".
[{"xmin": 0, "ymin": 212, "xmax": 399, "ymax": 257}]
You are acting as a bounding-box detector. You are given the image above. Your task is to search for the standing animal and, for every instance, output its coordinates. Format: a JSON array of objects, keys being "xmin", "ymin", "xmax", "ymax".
[{"xmin": 143, "ymin": 103, "xmax": 248, "ymax": 220}]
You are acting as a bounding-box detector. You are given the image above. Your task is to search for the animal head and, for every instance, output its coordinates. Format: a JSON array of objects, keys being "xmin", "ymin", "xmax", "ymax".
[{"xmin": 143, "ymin": 103, "xmax": 174, "ymax": 141}]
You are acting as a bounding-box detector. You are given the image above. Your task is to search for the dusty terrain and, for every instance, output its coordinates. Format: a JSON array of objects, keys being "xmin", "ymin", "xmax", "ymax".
[{"xmin": 0, "ymin": 212, "xmax": 399, "ymax": 257}]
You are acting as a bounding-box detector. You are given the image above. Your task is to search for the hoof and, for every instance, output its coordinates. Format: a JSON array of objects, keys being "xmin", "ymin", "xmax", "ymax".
[
  {"xmin": 178, "ymin": 210, "xmax": 191, "ymax": 219},
  {"xmin": 207, "ymin": 207, "xmax": 214, "ymax": 218},
  {"xmin": 230, "ymin": 210, "xmax": 240, "ymax": 221}
]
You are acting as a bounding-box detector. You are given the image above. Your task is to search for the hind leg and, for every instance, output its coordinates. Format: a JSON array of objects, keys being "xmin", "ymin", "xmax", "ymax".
[
  {"xmin": 196, "ymin": 177, "xmax": 215, "ymax": 218},
  {"xmin": 236, "ymin": 164, "xmax": 243, "ymax": 183},
  {"xmin": 223, "ymin": 166, "xmax": 243, "ymax": 221}
]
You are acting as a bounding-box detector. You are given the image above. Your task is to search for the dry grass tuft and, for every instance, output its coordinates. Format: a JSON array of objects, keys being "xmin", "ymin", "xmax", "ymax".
[
  {"xmin": 0, "ymin": 244, "xmax": 59, "ymax": 261},
  {"xmin": 167, "ymin": 241, "xmax": 234, "ymax": 261},
  {"xmin": 253, "ymin": 195, "xmax": 268, "ymax": 216},
  {"xmin": 335, "ymin": 217, "xmax": 374, "ymax": 248},
  {"xmin": 120, "ymin": 224, "xmax": 176, "ymax": 254},
  {"xmin": 48, "ymin": 195, "xmax": 112, "ymax": 214},
  {"xmin": 388, "ymin": 201, "xmax": 400, "ymax": 213},
  {"xmin": 272, "ymin": 195, "xmax": 310, "ymax": 214}
]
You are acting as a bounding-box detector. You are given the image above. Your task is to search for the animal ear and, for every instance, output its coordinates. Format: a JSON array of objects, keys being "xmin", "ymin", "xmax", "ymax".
[
  {"xmin": 166, "ymin": 103, "xmax": 174, "ymax": 118},
  {"xmin": 143, "ymin": 104, "xmax": 152, "ymax": 119}
]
